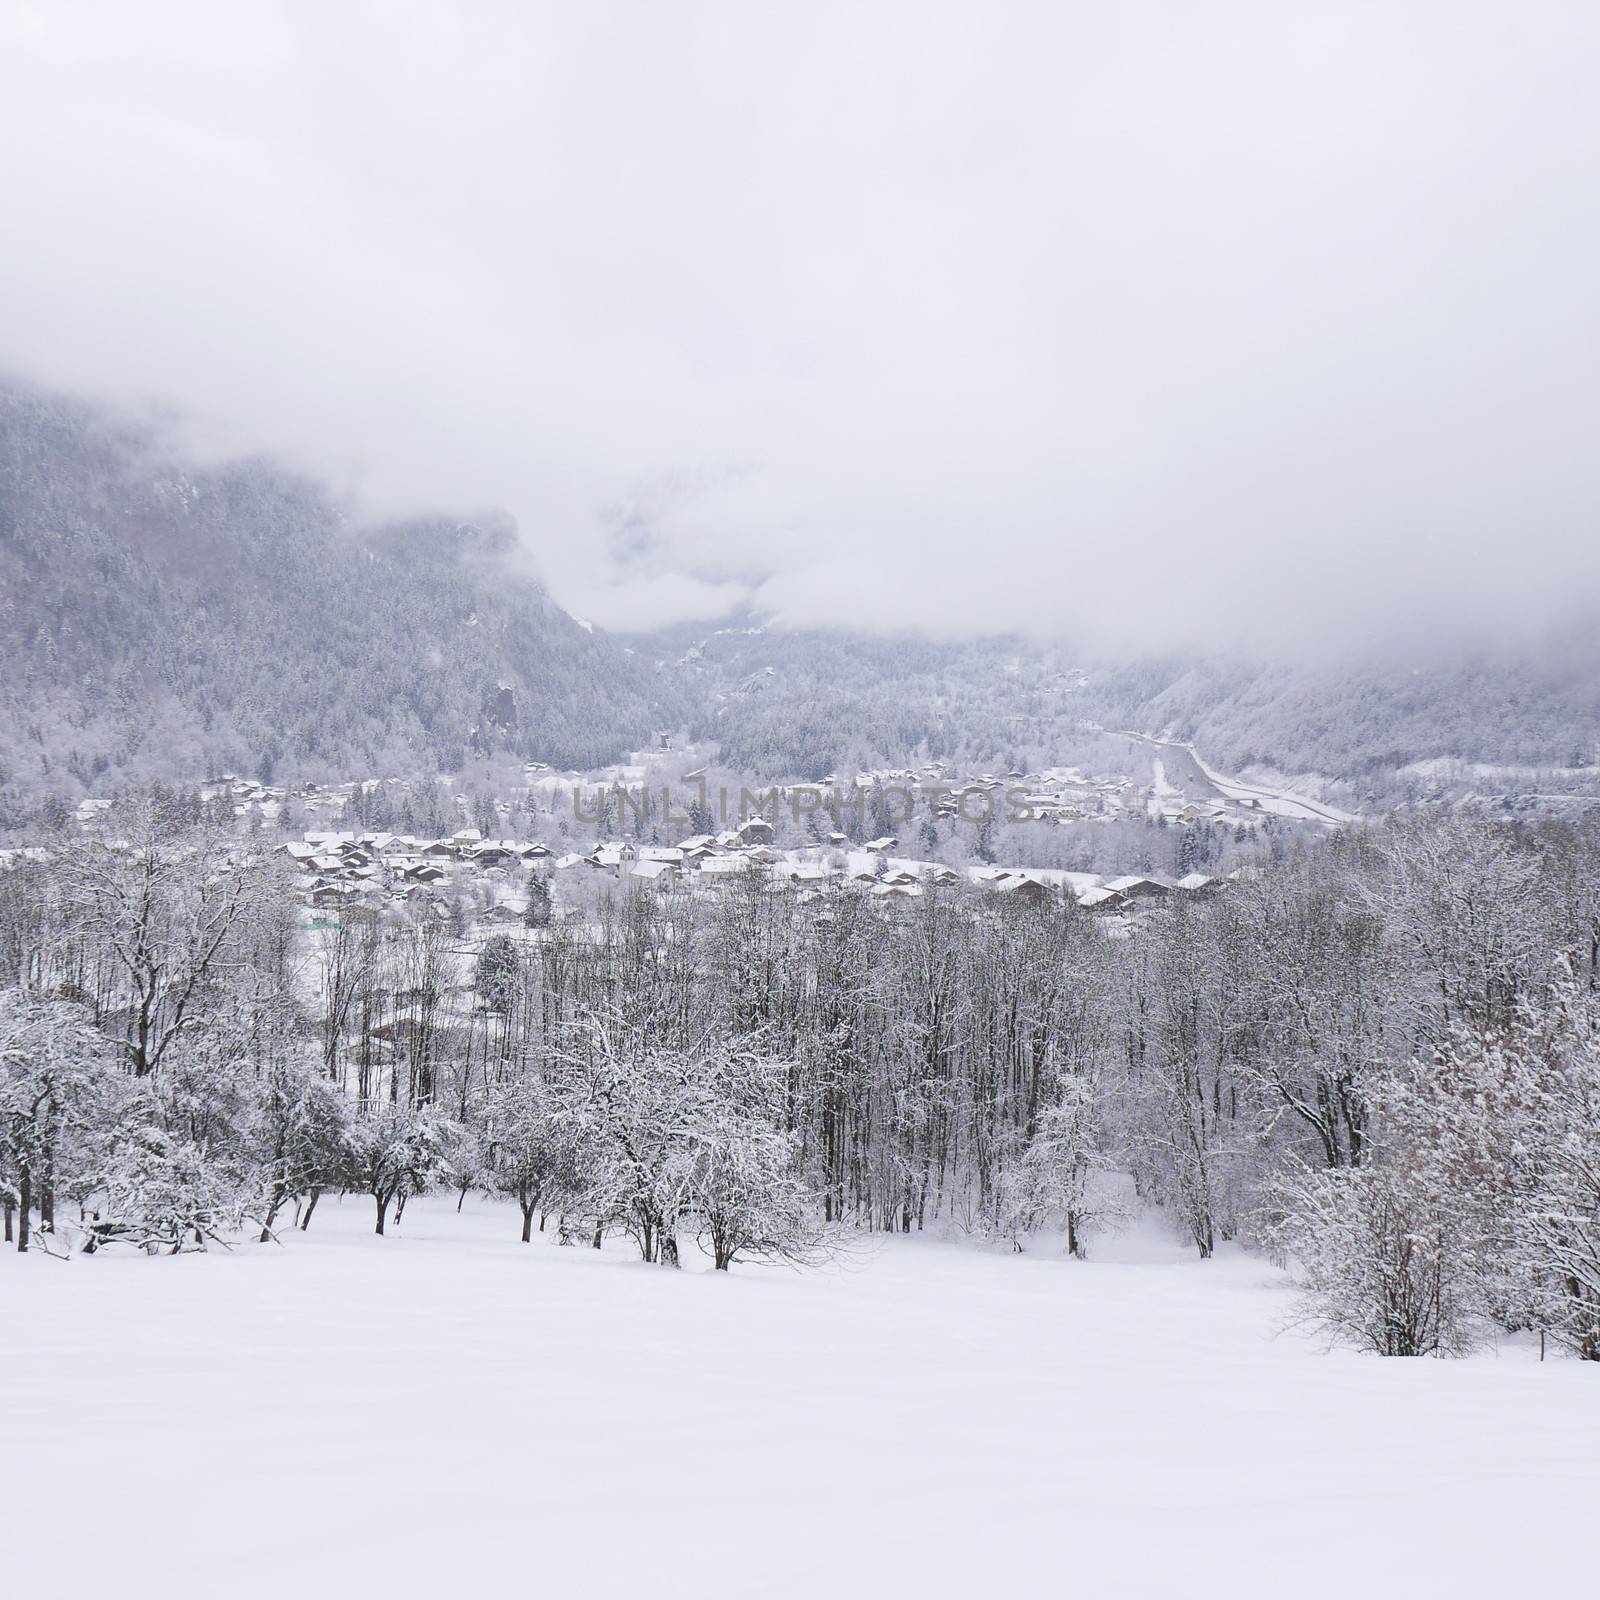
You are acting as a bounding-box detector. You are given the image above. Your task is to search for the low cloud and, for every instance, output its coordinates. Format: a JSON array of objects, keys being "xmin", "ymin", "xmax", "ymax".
[{"xmin": 2, "ymin": 2, "xmax": 1598, "ymax": 650}]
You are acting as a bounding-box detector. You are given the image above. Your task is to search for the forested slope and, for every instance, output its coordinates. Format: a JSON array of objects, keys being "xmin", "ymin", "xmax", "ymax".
[
  {"xmin": 0, "ymin": 383, "xmax": 681, "ymax": 811},
  {"xmin": 632, "ymin": 619, "xmax": 1600, "ymax": 798}
]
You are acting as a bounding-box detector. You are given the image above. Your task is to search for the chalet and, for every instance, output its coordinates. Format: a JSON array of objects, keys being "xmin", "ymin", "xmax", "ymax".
[
  {"xmin": 698, "ymin": 856, "xmax": 753, "ymax": 883},
  {"xmin": 873, "ymin": 880, "xmax": 923, "ymax": 900},
  {"xmin": 1177, "ymin": 872, "xmax": 1222, "ymax": 896},
  {"xmin": 310, "ymin": 883, "xmax": 360, "ymax": 908},
  {"xmin": 1105, "ymin": 874, "xmax": 1174, "ymax": 901},
  {"xmin": 1077, "ymin": 886, "xmax": 1127, "ymax": 914},
  {"xmin": 631, "ymin": 858, "xmax": 676, "ymax": 884},
  {"xmin": 996, "ymin": 875, "xmax": 1048, "ymax": 903},
  {"xmin": 472, "ymin": 844, "xmax": 520, "ymax": 869},
  {"xmin": 522, "ymin": 842, "xmax": 552, "ymax": 861},
  {"xmin": 481, "ymin": 902, "xmax": 527, "ymax": 926},
  {"xmin": 863, "ymin": 836, "xmax": 898, "ymax": 854},
  {"xmin": 737, "ymin": 817, "xmax": 775, "ymax": 844}
]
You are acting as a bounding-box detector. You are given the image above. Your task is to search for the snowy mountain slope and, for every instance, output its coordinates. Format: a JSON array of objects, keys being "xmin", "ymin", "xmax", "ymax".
[{"xmin": 0, "ymin": 382, "xmax": 685, "ymax": 806}]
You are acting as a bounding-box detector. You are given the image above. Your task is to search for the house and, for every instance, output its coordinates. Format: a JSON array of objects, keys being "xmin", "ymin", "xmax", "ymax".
[
  {"xmin": 863, "ymin": 836, "xmax": 898, "ymax": 854},
  {"xmin": 1177, "ymin": 872, "xmax": 1222, "ymax": 896},
  {"xmin": 472, "ymin": 844, "xmax": 520, "ymax": 869},
  {"xmin": 522, "ymin": 842, "xmax": 552, "ymax": 861},
  {"xmin": 310, "ymin": 883, "xmax": 359, "ymax": 908},
  {"xmin": 631, "ymin": 858, "xmax": 676, "ymax": 884},
  {"xmin": 737, "ymin": 817, "xmax": 775, "ymax": 843},
  {"xmin": 996, "ymin": 875, "xmax": 1048, "ymax": 904},
  {"xmin": 1077, "ymin": 886, "xmax": 1126, "ymax": 914},
  {"xmin": 1105, "ymin": 874, "xmax": 1174, "ymax": 901},
  {"xmin": 480, "ymin": 902, "xmax": 527, "ymax": 926},
  {"xmin": 873, "ymin": 880, "xmax": 923, "ymax": 899},
  {"xmin": 698, "ymin": 856, "xmax": 753, "ymax": 883}
]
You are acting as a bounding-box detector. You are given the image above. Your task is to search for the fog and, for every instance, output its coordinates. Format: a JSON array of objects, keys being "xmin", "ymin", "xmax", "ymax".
[{"xmin": 3, "ymin": 2, "xmax": 1598, "ymax": 652}]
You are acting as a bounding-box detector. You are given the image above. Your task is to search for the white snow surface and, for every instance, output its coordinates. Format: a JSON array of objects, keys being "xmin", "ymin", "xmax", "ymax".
[{"xmin": 3, "ymin": 1198, "xmax": 1594, "ymax": 1599}]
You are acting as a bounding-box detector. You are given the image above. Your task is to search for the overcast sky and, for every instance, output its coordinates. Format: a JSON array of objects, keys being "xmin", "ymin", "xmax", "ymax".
[{"xmin": 2, "ymin": 2, "xmax": 1597, "ymax": 652}]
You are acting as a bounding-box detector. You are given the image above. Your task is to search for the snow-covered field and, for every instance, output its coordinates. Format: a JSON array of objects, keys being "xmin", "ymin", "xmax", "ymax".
[{"xmin": 4, "ymin": 1200, "xmax": 1594, "ymax": 1599}]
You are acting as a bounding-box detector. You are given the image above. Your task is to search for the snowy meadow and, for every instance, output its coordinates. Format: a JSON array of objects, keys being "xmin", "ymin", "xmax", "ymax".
[{"xmin": 4, "ymin": 1196, "xmax": 1595, "ymax": 1600}]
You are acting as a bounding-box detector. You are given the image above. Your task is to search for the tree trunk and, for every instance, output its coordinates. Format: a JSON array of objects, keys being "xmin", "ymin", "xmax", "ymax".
[
  {"xmin": 261, "ymin": 1182, "xmax": 287, "ymax": 1243},
  {"xmin": 374, "ymin": 1192, "xmax": 390, "ymax": 1235},
  {"xmin": 16, "ymin": 1166, "xmax": 31, "ymax": 1253},
  {"xmin": 520, "ymin": 1202, "xmax": 535, "ymax": 1243},
  {"xmin": 3, "ymin": 1196, "xmax": 12, "ymax": 1244},
  {"xmin": 300, "ymin": 1189, "xmax": 321, "ymax": 1231}
]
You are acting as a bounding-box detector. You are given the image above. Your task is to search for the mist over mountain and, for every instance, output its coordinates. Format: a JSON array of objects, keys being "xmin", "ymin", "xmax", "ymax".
[
  {"xmin": 624, "ymin": 614, "xmax": 1600, "ymax": 802},
  {"xmin": 0, "ymin": 382, "xmax": 682, "ymax": 815},
  {"xmin": 3, "ymin": 376, "xmax": 1597, "ymax": 828}
]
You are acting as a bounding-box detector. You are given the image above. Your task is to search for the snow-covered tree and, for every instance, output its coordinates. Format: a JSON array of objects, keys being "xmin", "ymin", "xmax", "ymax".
[
  {"xmin": 82, "ymin": 1118, "xmax": 256, "ymax": 1255},
  {"xmin": 0, "ymin": 992, "xmax": 120, "ymax": 1251},
  {"xmin": 1001, "ymin": 1081, "xmax": 1119, "ymax": 1257},
  {"xmin": 340, "ymin": 1102, "xmax": 454, "ymax": 1235},
  {"xmin": 480, "ymin": 1072, "xmax": 580, "ymax": 1242},
  {"xmin": 689, "ymin": 1051, "xmax": 821, "ymax": 1270},
  {"xmin": 1262, "ymin": 1155, "xmax": 1490, "ymax": 1356}
]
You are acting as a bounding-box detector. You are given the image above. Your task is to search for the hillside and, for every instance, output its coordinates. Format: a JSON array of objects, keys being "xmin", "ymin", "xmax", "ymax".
[
  {"xmin": 628, "ymin": 618, "xmax": 1600, "ymax": 805},
  {"xmin": 0, "ymin": 383, "xmax": 682, "ymax": 817}
]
